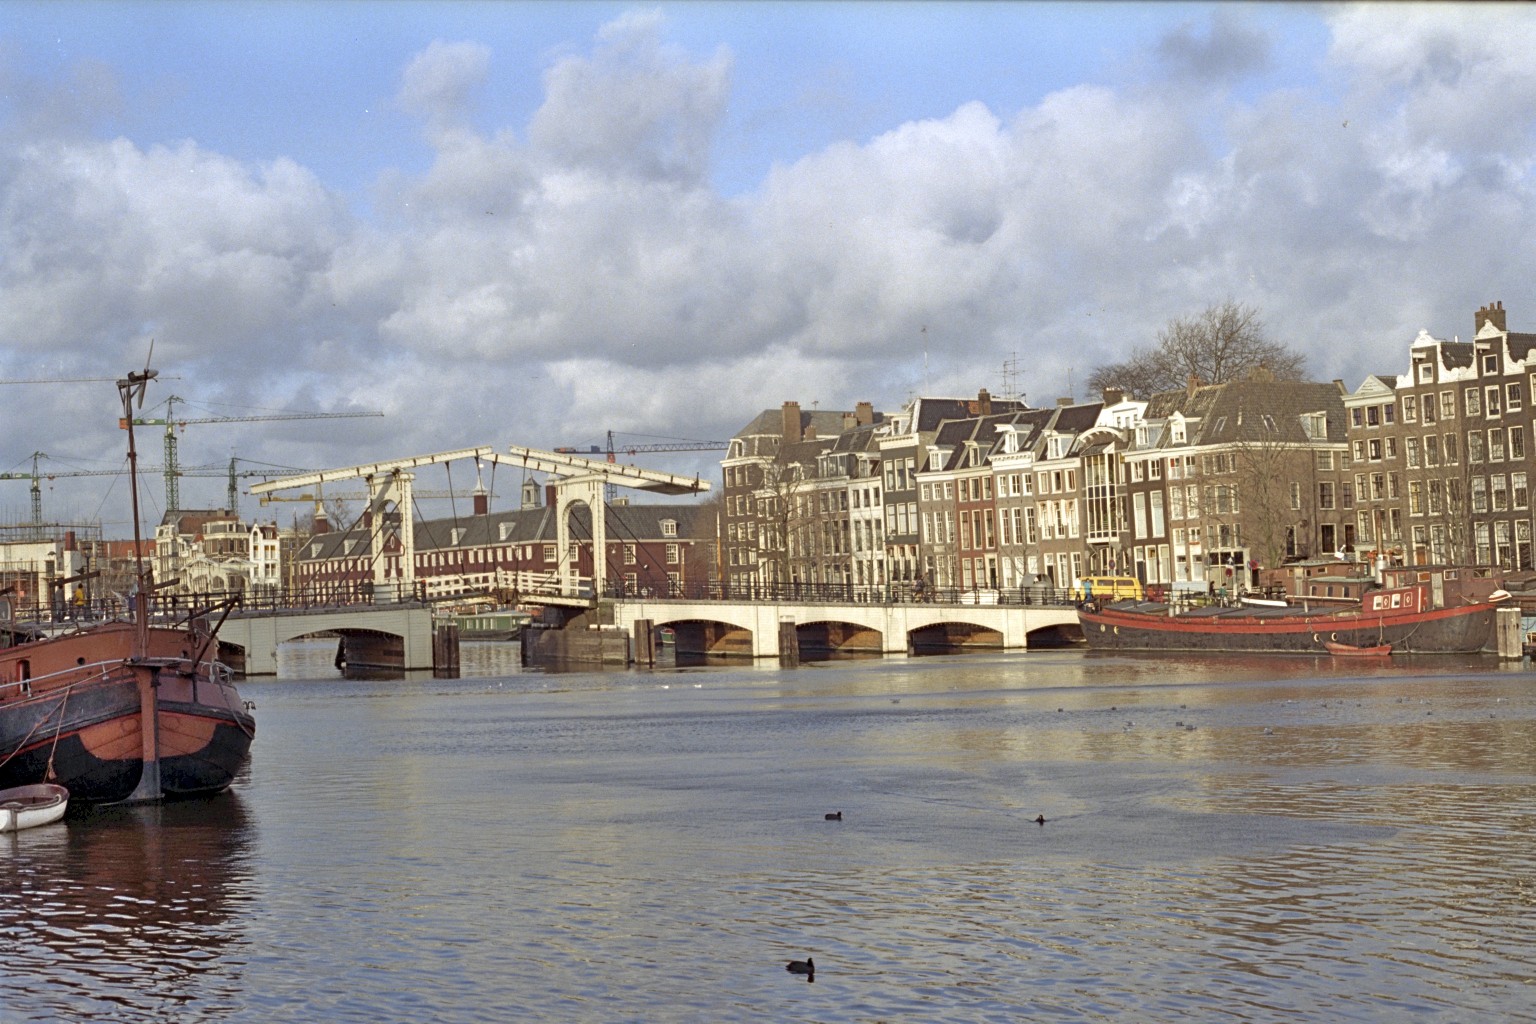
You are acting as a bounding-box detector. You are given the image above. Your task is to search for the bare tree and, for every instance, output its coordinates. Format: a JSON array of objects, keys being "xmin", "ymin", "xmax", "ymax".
[{"xmin": 1089, "ymin": 301, "xmax": 1308, "ymax": 397}]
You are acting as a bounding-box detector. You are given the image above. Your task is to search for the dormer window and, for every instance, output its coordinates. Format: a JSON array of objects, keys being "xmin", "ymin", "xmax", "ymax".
[{"xmin": 661, "ymin": 519, "xmax": 678, "ymax": 537}]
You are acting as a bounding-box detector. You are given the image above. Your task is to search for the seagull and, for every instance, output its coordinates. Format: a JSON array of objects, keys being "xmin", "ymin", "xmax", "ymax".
[{"xmin": 786, "ymin": 957, "xmax": 815, "ymax": 976}]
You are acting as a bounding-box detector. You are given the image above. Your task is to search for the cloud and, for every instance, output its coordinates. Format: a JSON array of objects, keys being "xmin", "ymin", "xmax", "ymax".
[
  {"xmin": 396, "ymin": 40, "xmax": 492, "ymax": 145},
  {"xmin": 5, "ymin": 7, "xmax": 1536, "ymax": 522},
  {"xmin": 1156, "ymin": 9, "xmax": 1272, "ymax": 85},
  {"xmin": 529, "ymin": 9, "xmax": 731, "ymax": 185}
]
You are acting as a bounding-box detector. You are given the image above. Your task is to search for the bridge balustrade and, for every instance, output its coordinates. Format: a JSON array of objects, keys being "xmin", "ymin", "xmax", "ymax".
[{"xmin": 600, "ymin": 581, "xmax": 1079, "ymax": 607}]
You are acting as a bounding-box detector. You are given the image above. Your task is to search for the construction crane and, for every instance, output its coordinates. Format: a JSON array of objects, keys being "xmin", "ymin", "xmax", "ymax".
[
  {"xmin": 554, "ymin": 432, "xmax": 726, "ymax": 501},
  {"xmin": 0, "ymin": 452, "xmax": 228, "ymax": 525},
  {"xmin": 120, "ymin": 395, "xmax": 384, "ymax": 514},
  {"xmin": 0, "ymin": 452, "xmax": 51, "ymax": 525},
  {"xmin": 556, "ymin": 430, "xmax": 728, "ymax": 459}
]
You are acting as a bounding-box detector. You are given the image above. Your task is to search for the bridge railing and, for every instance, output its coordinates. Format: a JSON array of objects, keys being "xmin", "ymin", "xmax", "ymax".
[{"xmin": 599, "ymin": 580, "xmax": 1081, "ymax": 608}]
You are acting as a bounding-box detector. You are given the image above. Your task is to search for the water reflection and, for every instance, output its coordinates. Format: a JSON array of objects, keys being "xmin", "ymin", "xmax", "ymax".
[
  {"xmin": 1, "ymin": 795, "xmax": 256, "ymax": 1023},
  {"xmin": 9, "ymin": 649, "xmax": 1536, "ymax": 1022}
]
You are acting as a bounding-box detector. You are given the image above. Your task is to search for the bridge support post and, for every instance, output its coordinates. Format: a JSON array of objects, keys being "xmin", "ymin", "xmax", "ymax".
[
  {"xmin": 634, "ymin": 618, "xmax": 655, "ymax": 666},
  {"xmin": 778, "ymin": 618, "xmax": 799, "ymax": 667},
  {"xmin": 433, "ymin": 623, "xmax": 460, "ymax": 677}
]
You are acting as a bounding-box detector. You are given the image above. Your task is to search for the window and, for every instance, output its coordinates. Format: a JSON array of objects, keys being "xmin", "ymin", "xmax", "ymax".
[
  {"xmin": 1418, "ymin": 362, "xmax": 1433, "ymax": 383},
  {"xmin": 1483, "ymin": 353, "xmax": 1500, "ymax": 374},
  {"xmin": 1466, "ymin": 387, "xmax": 1482, "ymax": 417},
  {"xmin": 666, "ymin": 543, "xmax": 680, "ymax": 564},
  {"xmin": 1316, "ymin": 451, "xmax": 1334, "ymax": 471},
  {"xmin": 1290, "ymin": 482, "xmax": 1302, "ymax": 510},
  {"xmin": 1441, "ymin": 391, "xmax": 1456, "ymax": 420},
  {"xmin": 1509, "ymin": 382, "xmax": 1524, "ymax": 412},
  {"xmin": 1468, "ymin": 431, "xmax": 1485, "ymax": 464},
  {"xmin": 625, "ymin": 544, "xmax": 637, "ymax": 564},
  {"xmin": 1406, "ymin": 437, "xmax": 1421, "ymax": 467},
  {"xmin": 1511, "ymin": 426, "xmax": 1525, "ymax": 460},
  {"xmin": 542, "ymin": 544, "xmax": 557, "ymax": 561},
  {"xmin": 1486, "ymin": 386, "xmax": 1502, "ymax": 418},
  {"xmin": 1514, "ymin": 472, "xmax": 1528, "ymax": 510},
  {"xmin": 1490, "ymin": 428, "xmax": 1506, "ymax": 462},
  {"xmin": 1319, "ymin": 482, "xmax": 1336, "ymax": 510},
  {"xmin": 1351, "ymin": 408, "xmax": 1364, "ymax": 428}
]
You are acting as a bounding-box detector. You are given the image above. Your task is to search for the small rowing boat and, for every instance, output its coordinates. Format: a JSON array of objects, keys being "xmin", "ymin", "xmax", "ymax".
[
  {"xmin": 1323, "ymin": 640, "xmax": 1392, "ymax": 657},
  {"xmin": 0, "ymin": 783, "xmax": 69, "ymax": 832}
]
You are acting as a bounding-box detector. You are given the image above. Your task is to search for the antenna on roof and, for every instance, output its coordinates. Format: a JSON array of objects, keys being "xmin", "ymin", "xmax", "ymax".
[
  {"xmin": 922, "ymin": 325, "xmax": 930, "ymax": 394},
  {"xmin": 1001, "ymin": 351, "xmax": 1024, "ymax": 403}
]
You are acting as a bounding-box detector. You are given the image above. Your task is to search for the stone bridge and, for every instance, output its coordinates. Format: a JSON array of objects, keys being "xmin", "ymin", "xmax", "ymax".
[
  {"xmin": 601, "ymin": 597, "xmax": 1082, "ymax": 659},
  {"xmin": 217, "ymin": 603, "xmax": 437, "ymax": 676}
]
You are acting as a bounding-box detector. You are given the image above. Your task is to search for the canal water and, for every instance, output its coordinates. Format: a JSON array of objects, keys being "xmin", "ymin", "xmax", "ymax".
[{"xmin": 3, "ymin": 642, "xmax": 1534, "ymax": 1022}]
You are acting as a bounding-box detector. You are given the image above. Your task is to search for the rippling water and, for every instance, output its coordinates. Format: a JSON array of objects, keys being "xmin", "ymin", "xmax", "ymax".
[{"xmin": 4, "ymin": 642, "xmax": 1534, "ymax": 1022}]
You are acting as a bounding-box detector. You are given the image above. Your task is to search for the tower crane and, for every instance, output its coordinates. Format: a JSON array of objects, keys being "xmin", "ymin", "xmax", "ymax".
[
  {"xmin": 554, "ymin": 432, "xmax": 726, "ymax": 501},
  {"xmin": 555, "ymin": 430, "xmax": 728, "ymax": 459},
  {"xmin": 121, "ymin": 395, "xmax": 384, "ymax": 514},
  {"xmin": 0, "ymin": 452, "xmax": 50, "ymax": 526},
  {"xmin": 0, "ymin": 452, "xmax": 231, "ymax": 525}
]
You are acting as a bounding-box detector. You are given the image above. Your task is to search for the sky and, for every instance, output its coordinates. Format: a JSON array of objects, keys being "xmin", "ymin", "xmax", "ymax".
[{"xmin": 3, "ymin": 1, "xmax": 1535, "ymax": 529}]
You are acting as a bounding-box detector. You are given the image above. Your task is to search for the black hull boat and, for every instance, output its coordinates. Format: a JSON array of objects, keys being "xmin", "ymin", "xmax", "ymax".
[
  {"xmin": 0, "ymin": 366, "xmax": 254, "ymax": 804},
  {"xmin": 1079, "ymin": 567, "xmax": 1509, "ymax": 655}
]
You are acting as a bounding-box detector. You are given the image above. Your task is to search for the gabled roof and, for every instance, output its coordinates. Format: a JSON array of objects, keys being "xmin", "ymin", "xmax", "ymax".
[{"xmin": 1142, "ymin": 378, "xmax": 1346, "ymax": 447}]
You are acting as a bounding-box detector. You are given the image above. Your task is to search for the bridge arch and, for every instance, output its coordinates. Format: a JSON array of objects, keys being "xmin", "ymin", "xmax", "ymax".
[
  {"xmin": 218, "ymin": 605, "xmax": 435, "ymax": 676},
  {"xmin": 908, "ymin": 619, "xmax": 1004, "ymax": 653},
  {"xmin": 795, "ymin": 619, "xmax": 884, "ymax": 654}
]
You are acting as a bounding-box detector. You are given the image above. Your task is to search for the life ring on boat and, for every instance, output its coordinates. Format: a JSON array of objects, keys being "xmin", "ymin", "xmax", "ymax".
[
  {"xmin": 1113, "ymin": 626, "xmax": 1119, "ymax": 635},
  {"xmin": 1099, "ymin": 624, "xmax": 1106, "ymax": 632},
  {"xmin": 1330, "ymin": 632, "xmax": 1338, "ymax": 641},
  {"xmin": 1311, "ymin": 633, "xmax": 1320, "ymax": 642}
]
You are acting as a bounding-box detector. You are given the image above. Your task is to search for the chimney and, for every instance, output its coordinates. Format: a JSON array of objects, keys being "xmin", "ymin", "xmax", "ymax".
[
  {"xmin": 843, "ymin": 412, "xmax": 857, "ymax": 431},
  {"xmin": 473, "ymin": 484, "xmax": 489, "ymax": 517},
  {"xmin": 1476, "ymin": 301, "xmax": 1507, "ymax": 333},
  {"xmin": 978, "ymin": 388, "xmax": 993, "ymax": 415},
  {"xmin": 781, "ymin": 401, "xmax": 803, "ymax": 444},
  {"xmin": 312, "ymin": 505, "xmax": 330, "ymax": 534},
  {"xmin": 856, "ymin": 401, "xmax": 874, "ymax": 426},
  {"xmin": 1057, "ymin": 396, "xmax": 1073, "ymax": 407},
  {"xmin": 1186, "ymin": 374, "xmax": 1202, "ymax": 400},
  {"xmin": 1102, "ymin": 387, "xmax": 1124, "ymax": 406},
  {"xmin": 63, "ymin": 530, "xmax": 77, "ymax": 552},
  {"xmin": 546, "ymin": 483, "xmax": 559, "ymax": 508}
]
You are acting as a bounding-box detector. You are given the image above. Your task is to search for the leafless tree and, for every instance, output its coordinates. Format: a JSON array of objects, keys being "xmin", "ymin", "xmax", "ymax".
[{"xmin": 1088, "ymin": 301, "xmax": 1308, "ymax": 397}]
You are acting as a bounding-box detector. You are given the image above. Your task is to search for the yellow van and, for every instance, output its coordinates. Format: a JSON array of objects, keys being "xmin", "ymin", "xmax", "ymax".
[{"xmin": 1076, "ymin": 576, "xmax": 1145, "ymax": 602}]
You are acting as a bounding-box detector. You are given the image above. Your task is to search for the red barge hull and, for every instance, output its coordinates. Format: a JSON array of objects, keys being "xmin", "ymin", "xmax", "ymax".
[
  {"xmin": 1079, "ymin": 599, "xmax": 1500, "ymax": 654},
  {"xmin": 1, "ymin": 621, "xmax": 254, "ymax": 804}
]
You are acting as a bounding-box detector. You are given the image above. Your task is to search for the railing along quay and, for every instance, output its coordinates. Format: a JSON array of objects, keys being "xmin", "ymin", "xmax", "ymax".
[{"xmin": 598, "ymin": 581, "xmax": 1081, "ymax": 608}]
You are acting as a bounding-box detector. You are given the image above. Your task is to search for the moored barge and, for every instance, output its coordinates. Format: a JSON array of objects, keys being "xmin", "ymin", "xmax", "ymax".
[{"xmin": 1079, "ymin": 565, "xmax": 1509, "ymax": 655}]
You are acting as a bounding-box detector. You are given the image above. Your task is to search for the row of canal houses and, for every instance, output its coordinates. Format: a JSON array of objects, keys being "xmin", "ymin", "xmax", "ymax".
[
  {"xmin": 722, "ymin": 302, "xmax": 1536, "ymax": 597},
  {"xmin": 276, "ymin": 300, "xmax": 1533, "ymax": 602}
]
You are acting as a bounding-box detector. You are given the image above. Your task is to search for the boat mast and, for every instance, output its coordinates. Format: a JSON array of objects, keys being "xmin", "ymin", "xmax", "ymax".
[{"xmin": 116, "ymin": 364, "xmax": 158, "ymax": 656}]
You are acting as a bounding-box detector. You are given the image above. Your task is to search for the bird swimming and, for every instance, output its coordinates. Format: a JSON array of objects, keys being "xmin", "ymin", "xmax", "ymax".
[
  {"xmin": 786, "ymin": 957, "xmax": 814, "ymax": 975},
  {"xmin": 1035, "ymin": 814, "xmax": 1047, "ymax": 825},
  {"xmin": 825, "ymin": 811, "xmax": 842, "ymax": 821}
]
